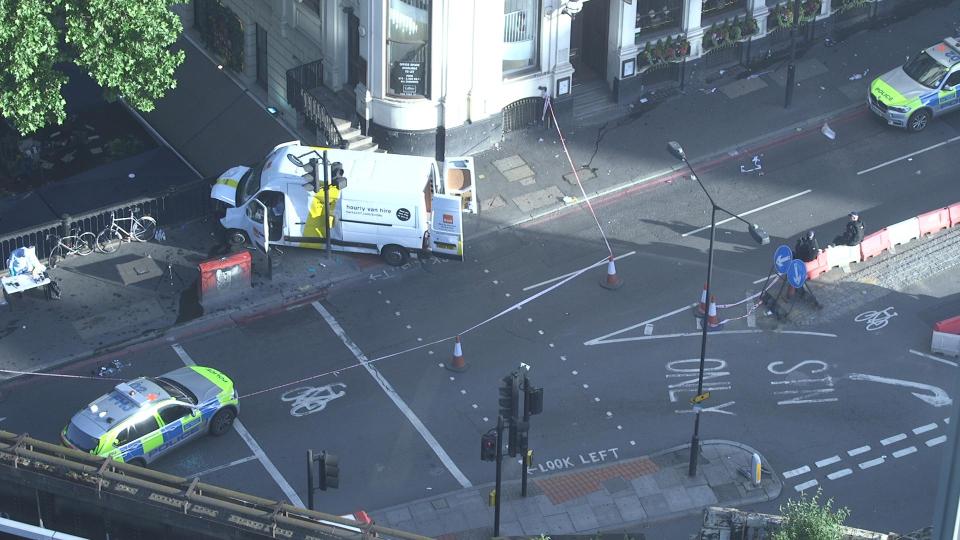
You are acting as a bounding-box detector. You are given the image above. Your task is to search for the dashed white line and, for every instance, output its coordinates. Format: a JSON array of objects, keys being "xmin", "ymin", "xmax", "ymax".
[
  {"xmin": 682, "ymin": 190, "xmax": 813, "ymax": 237},
  {"xmin": 815, "ymin": 455, "xmax": 841, "ymax": 468},
  {"xmin": 171, "ymin": 343, "xmax": 305, "ymax": 508},
  {"xmin": 909, "ymin": 349, "xmax": 958, "ymax": 368},
  {"xmin": 859, "ymin": 457, "xmax": 885, "ymax": 469},
  {"xmin": 927, "ymin": 435, "xmax": 948, "ymax": 447},
  {"xmin": 913, "ymin": 423, "xmax": 938, "ymax": 435},
  {"xmin": 794, "ymin": 479, "xmax": 819, "ymax": 492},
  {"xmin": 312, "ymin": 302, "xmax": 472, "ymax": 488},
  {"xmin": 848, "ymin": 445, "xmax": 871, "ymax": 457},
  {"xmin": 892, "ymin": 447, "xmax": 917, "ymax": 458},
  {"xmin": 881, "ymin": 433, "xmax": 907, "ymax": 446},
  {"xmin": 827, "ymin": 468, "xmax": 852, "ymax": 480},
  {"xmin": 783, "ymin": 465, "xmax": 811, "ymax": 479}
]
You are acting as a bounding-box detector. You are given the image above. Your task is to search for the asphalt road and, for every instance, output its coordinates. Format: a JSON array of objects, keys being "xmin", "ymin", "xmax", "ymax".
[{"xmin": 2, "ymin": 107, "xmax": 960, "ymax": 534}]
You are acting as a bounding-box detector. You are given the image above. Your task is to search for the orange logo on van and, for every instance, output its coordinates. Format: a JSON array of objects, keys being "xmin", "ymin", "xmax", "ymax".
[{"xmin": 443, "ymin": 214, "xmax": 453, "ymax": 225}]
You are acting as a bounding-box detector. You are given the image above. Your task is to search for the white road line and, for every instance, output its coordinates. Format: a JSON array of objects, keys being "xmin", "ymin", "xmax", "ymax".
[
  {"xmin": 892, "ymin": 447, "xmax": 917, "ymax": 459},
  {"xmin": 881, "ymin": 434, "xmax": 907, "ymax": 446},
  {"xmin": 682, "ymin": 190, "xmax": 812, "ymax": 237},
  {"xmin": 909, "ymin": 349, "xmax": 958, "ymax": 368},
  {"xmin": 171, "ymin": 344, "xmax": 305, "ymax": 508},
  {"xmin": 857, "ymin": 135, "xmax": 960, "ymax": 175},
  {"xmin": 771, "ymin": 330, "xmax": 839, "ymax": 338},
  {"xmin": 794, "ymin": 479, "xmax": 819, "ymax": 492},
  {"xmin": 815, "ymin": 455, "xmax": 841, "ymax": 468},
  {"xmin": 752, "ymin": 276, "xmax": 768, "ymax": 284},
  {"xmin": 188, "ymin": 455, "xmax": 258, "ymax": 478},
  {"xmin": 522, "ymin": 251, "xmax": 636, "ymax": 291},
  {"xmin": 312, "ymin": 302, "xmax": 472, "ymax": 488},
  {"xmin": 596, "ymin": 329, "xmax": 762, "ymax": 344},
  {"xmin": 859, "ymin": 457, "xmax": 885, "ymax": 469},
  {"xmin": 584, "ymin": 303, "xmax": 695, "ymax": 345},
  {"xmin": 913, "ymin": 423, "xmax": 938, "ymax": 435},
  {"xmin": 782, "ymin": 465, "xmax": 811, "ymax": 478},
  {"xmin": 927, "ymin": 435, "xmax": 948, "ymax": 447},
  {"xmin": 848, "ymin": 445, "xmax": 871, "ymax": 457},
  {"xmin": 827, "ymin": 468, "xmax": 853, "ymax": 480}
]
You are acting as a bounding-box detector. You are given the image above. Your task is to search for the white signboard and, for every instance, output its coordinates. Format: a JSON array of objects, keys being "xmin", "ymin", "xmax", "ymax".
[{"xmin": 430, "ymin": 194, "xmax": 463, "ymax": 259}]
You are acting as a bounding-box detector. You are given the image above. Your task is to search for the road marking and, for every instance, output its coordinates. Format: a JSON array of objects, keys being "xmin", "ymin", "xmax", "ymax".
[
  {"xmin": 815, "ymin": 455, "xmax": 841, "ymax": 468},
  {"xmin": 771, "ymin": 330, "xmax": 839, "ymax": 338},
  {"xmin": 783, "ymin": 465, "xmax": 811, "ymax": 478},
  {"xmin": 188, "ymin": 455, "xmax": 258, "ymax": 478},
  {"xmin": 644, "ymin": 324, "xmax": 653, "ymax": 335},
  {"xmin": 909, "ymin": 349, "xmax": 958, "ymax": 368},
  {"xmin": 857, "ymin": 135, "xmax": 960, "ymax": 175},
  {"xmin": 794, "ymin": 479, "xmax": 818, "ymax": 492},
  {"xmin": 752, "ymin": 276, "xmax": 768, "ymax": 284},
  {"xmin": 859, "ymin": 457, "xmax": 885, "ymax": 469},
  {"xmin": 827, "ymin": 468, "xmax": 852, "ymax": 480},
  {"xmin": 892, "ymin": 446, "xmax": 917, "ymax": 459},
  {"xmin": 927, "ymin": 435, "xmax": 947, "ymax": 447},
  {"xmin": 848, "ymin": 373, "xmax": 952, "ymax": 408},
  {"xmin": 171, "ymin": 344, "xmax": 306, "ymax": 508},
  {"xmin": 682, "ymin": 190, "xmax": 812, "ymax": 237},
  {"xmin": 881, "ymin": 433, "xmax": 907, "ymax": 446},
  {"xmin": 675, "ymin": 400, "xmax": 736, "ymax": 415},
  {"xmin": 584, "ymin": 303, "xmax": 695, "ymax": 345},
  {"xmin": 847, "ymin": 445, "xmax": 871, "ymax": 457},
  {"xmin": 522, "ymin": 251, "xmax": 636, "ymax": 291},
  {"xmin": 913, "ymin": 423, "xmax": 938, "ymax": 435},
  {"xmin": 312, "ymin": 302, "xmax": 472, "ymax": 488}
]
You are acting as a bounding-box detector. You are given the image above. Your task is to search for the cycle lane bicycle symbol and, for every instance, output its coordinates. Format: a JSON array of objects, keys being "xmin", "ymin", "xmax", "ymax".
[
  {"xmin": 281, "ymin": 383, "xmax": 347, "ymax": 417},
  {"xmin": 855, "ymin": 306, "xmax": 898, "ymax": 331}
]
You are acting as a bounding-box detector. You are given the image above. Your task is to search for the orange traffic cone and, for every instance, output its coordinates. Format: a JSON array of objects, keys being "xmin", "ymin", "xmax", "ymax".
[
  {"xmin": 707, "ymin": 296, "xmax": 721, "ymax": 330},
  {"xmin": 446, "ymin": 335, "xmax": 468, "ymax": 372},
  {"xmin": 600, "ymin": 256, "xmax": 623, "ymax": 290},
  {"xmin": 695, "ymin": 283, "xmax": 708, "ymax": 317}
]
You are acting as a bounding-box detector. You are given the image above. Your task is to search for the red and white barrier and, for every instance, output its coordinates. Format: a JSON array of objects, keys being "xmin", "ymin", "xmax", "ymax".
[
  {"xmin": 805, "ymin": 251, "xmax": 829, "ymax": 280},
  {"xmin": 934, "ymin": 315, "xmax": 960, "ymax": 335},
  {"xmin": 859, "ymin": 229, "xmax": 891, "ymax": 260},
  {"xmin": 948, "ymin": 202, "xmax": 960, "ymax": 227},
  {"xmin": 917, "ymin": 208, "xmax": 951, "ymax": 236},
  {"xmin": 932, "ymin": 316, "xmax": 960, "ymax": 357},
  {"xmin": 825, "ymin": 244, "xmax": 861, "ymax": 270},
  {"xmin": 886, "ymin": 217, "xmax": 921, "ymax": 247}
]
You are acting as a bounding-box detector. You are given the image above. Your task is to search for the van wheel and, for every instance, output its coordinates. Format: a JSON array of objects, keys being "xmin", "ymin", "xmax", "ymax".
[
  {"xmin": 908, "ymin": 109, "xmax": 930, "ymax": 132},
  {"xmin": 128, "ymin": 457, "xmax": 146, "ymax": 467},
  {"xmin": 227, "ymin": 229, "xmax": 249, "ymax": 246},
  {"xmin": 209, "ymin": 408, "xmax": 236, "ymax": 436},
  {"xmin": 382, "ymin": 245, "xmax": 409, "ymax": 266}
]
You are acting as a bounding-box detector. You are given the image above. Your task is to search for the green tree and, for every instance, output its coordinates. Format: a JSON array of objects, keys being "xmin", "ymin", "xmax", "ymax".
[
  {"xmin": 773, "ymin": 488, "xmax": 851, "ymax": 540},
  {"xmin": 0, "ymin": 0, "xmax": 186, "ymax": 135}
]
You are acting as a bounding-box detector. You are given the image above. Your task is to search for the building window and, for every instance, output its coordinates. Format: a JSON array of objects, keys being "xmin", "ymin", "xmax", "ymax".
[
  {"xmin": 301, "ymin": 0, "xmax": 321, "ymax": 16},
  {"xmin": 255, "ymin": 24, "xmax": 267, "ymax": 89},
  {"xmin": 701, "ymin": 0, "xmax": 745, "ymax": 19},
  {"xmin": 387, "ymin": 0, "xmax": 431, "ymax": 98},
  {"xmin": 635, "ymin": 0, "xmax": 683, "ymax": 36},
  {"xmin": 503, "ymin": 0, "xmax": 540, "ymax": 76}
]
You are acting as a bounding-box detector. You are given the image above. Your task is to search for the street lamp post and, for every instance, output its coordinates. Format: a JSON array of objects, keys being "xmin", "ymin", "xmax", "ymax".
[
  {"xmin": 784, "ymin": 0, "xmax": 803, "ymax": 108},
  {"xmin": 667, "ymin": 141, "xmax": 769, "ymax": 477}
]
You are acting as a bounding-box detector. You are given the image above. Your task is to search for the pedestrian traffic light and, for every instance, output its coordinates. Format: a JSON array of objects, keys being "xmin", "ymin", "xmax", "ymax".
[
  {"xmin": 319, "ymin": 451, "xmax": 339, "ymax": 490},
  {"xmin": 481, "ymin": 431, "xmax": 497, "ymax": 462},
  {"xmin": 330, "ymin": 161, "xmax": 348, "ymax": 189},
  {"xmin": 509, "ymin": 420, "xmax": 529, "ymax": 457},
  {"xmin": 499, "ymin": 372, "xmax": 519, "ymax": 422}
]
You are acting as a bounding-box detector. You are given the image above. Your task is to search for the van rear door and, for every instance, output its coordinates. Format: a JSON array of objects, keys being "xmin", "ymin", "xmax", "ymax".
[
  {"xmin": 442, "ymin": 157, "xmax": 478, "ymax": 214},
  {"xmin": 430, "ymin": 194, "xmax": 463, "ymax": 260}
]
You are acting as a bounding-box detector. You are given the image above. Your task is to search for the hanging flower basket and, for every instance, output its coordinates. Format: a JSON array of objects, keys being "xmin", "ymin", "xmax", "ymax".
[
  {"xmin": 638, "ymin": 36, "xmax": 691, "ymax": 71},
  {"xmin": 833, "ymin": 0, "xmax": 872, "ymax": 13},
  {"xmin": 769, "ymin": 0, "xmax": 820, "ymax": 30}
]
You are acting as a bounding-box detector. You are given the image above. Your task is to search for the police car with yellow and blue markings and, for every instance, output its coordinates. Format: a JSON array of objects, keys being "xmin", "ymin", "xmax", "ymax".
[
  {"xmin": 869, "ymin": 37, "xmax": 960, "ymax": 132},
  {"xmin": 61, "ymin": 366, "xmax": 238, "ymax": 466}
]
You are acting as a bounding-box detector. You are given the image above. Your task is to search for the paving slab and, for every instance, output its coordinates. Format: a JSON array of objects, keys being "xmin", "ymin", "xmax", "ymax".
[
  {"xmin": 503, "ymin": 164, "xmax": 536, "ymax": 182},
  {"xmin": 492, "ymin": 155, "xmax": 526, "ymax": 172},
  {"xmin": 513, "ymin": 186, "xmax": 565, "ymax": 213},
  {"xmin": 720, "ymin": 77, "xmax": 768, "ymax": 99}
]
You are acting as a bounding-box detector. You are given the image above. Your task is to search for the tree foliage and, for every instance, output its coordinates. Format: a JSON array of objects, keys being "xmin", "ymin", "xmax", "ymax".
[
  {"xmin": 773, "ymin": 488, "xmax": 851, "ymax": 540},
  {"xmin": 0, "ymin": 0, "xmax": 186, "ymax": 135}
]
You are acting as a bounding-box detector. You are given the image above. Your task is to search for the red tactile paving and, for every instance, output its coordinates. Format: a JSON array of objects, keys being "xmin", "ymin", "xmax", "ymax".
[{"xmin": 533, "ymin": 458, "xmax": 659, "ymax": 504}]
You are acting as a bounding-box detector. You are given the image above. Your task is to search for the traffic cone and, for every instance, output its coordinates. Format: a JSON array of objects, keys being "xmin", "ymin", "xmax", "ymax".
[
  {"xmin": 695, "ymin": 283, "xmax": 708, "ymax": 317},
  {"xmin": 707, "ymin": 296, "xmax": 722, "ymax": 330},
  {"xmin": 600, "ymin": 256, "xmax": 623, "ymax": 290},
  {"xmin": 446, "ymin": 335, "xmax": 468, "ymax": 372}
]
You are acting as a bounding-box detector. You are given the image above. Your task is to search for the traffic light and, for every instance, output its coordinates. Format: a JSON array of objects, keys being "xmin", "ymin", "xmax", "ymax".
[
  {"xmin": 481, "ymin": 432, "xmax": 497, "ymax": 462},
  {"xmin": 319, "ymin": 451, "xmax": 339, "ymax": 490},
  {"xmin": 499, "ymin": 372, "xmax": 519, "ymax": 422},
  {"xmin": 509, "ymin": 420, "xmax": 530, "ymax": 457},
  {"xmin": 527, "ymin": 386, "xmax": 544, "ymax": 416},
  {"xmin": 330, "ymin": 161, "xmax": 348, "ymax": 189}
]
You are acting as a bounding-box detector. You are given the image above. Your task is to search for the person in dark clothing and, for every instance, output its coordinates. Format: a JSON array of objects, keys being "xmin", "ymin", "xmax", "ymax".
[
  {"xmin": 833, "ymin": 212, "xmax": 865, "ymax": 246},
  {"xmin": 794, "ymin": 230, "xmax": 820, "ymax": 262}
]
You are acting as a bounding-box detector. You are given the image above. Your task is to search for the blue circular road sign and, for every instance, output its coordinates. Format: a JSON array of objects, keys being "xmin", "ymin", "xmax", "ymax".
[
  {"xmin": 787, "ymin": 259, "xmax": 807, "ymax": 288},
  {"xmin": 773, "ymin": 245, "xmax": 793, "ymax": 275}
]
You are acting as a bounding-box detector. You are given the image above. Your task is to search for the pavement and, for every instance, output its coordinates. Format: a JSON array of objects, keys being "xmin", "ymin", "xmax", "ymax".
[
  {"xmin": 371, "ymin": 440, "xmax": 780, "ymax": 539},
  {"xmin": 0, "ymin": 4, "xmax": 955, "ymax": 537}
]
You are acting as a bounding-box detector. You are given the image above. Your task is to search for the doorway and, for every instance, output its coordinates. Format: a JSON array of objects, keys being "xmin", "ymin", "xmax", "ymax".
[
  {"xmin": 347, "ymin": 10, "xmax": 362, "ymax": 88},
  {"xmin": 569, "ymin": 0, "xmax": 609, "ymax": 83}
]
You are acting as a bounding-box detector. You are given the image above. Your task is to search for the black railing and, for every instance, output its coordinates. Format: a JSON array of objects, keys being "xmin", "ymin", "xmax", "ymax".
[
  {"xmin": 286, "ymin": 59, "xmax": 324, "ymax": 113},
  {"xmin": 502, "ymin": 97, "xmax": 547, "ymax": 133},
  {"xmin": 0, "ymin": 178, "xmax": 212, "ymax": 272},
  {"xmin": 303, "ymin": 91, "xmax": 346, "ymax": 149},
  {"xmin": 703, "ymin": 41, "xmax": 742, "ymax": 68}
]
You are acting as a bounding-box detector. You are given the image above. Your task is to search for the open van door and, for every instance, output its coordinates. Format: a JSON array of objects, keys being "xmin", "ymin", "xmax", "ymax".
[
  {"xmin": 430, "ymin": 194, "xmax": 463, "ymax": 260},
  {"xmin": 442, "ymin": 157, "xmax": 478, "ymax": 214}
]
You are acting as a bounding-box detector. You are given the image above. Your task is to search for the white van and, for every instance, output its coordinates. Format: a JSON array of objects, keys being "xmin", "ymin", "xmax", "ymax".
[{"xmin": 210, "ymin": 141, "xmax": 476, "ymax": 266}]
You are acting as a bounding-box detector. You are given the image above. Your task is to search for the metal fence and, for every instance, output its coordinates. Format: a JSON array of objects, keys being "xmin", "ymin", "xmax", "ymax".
[
  {"xmin": 703, "ymin": 42, "xmax": 743, "ymax": 69},
  {"xmin": 0, "ymin": 178, "xmax": 212, "ymax": 272},
  {"xmin": 641, "ymin": 61, "xmax": 682, "ymax": 87},
  {"xmin": 502, "ymin": 96, "xmax": 547, "ymax": 134}
]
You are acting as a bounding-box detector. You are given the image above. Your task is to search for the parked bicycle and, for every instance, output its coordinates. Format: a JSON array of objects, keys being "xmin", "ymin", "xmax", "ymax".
[
  {"xmin": 96, "ymin": 209, "xmax": 157, "ymax": 253},
  {"xmin": 47, "ymin": 229, "xmax": 96, "ymax": 268}
]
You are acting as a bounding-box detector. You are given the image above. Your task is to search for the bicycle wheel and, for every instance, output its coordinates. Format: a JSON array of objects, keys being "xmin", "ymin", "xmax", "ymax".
[
  {"xmin": 132, "ymin": 216, "xmax": 157, "ymax": 242},
  {"xmin": 97, "ymin": 228, "xmax": 122, "ymax": 253},
  {"xmin": 77, "ymin": 232, "xmax": 96, "ymax": 256},
  {"xmin": 854, "ymin": 311, "xmax": 876, "ymax": 322}
]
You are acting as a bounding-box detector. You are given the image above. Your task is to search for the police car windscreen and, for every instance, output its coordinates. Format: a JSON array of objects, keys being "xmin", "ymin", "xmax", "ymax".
[
  {"xmin": 904, "ymin": 52, "xmax": 949, "ymax": 88},
  {"xmin": 65, "ymin": 421, "xmax": 99, "ymax": 452},
  {"xmin": 153, "ymin": 377, "xmax": 198, "ymax": 405}
]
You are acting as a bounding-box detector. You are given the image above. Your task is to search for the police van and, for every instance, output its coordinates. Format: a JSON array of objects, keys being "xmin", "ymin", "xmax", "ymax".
[
  {"xmin": 869, "ymin": 37, "xmax": 960, "ymax": 132},
  {"xmin": 211, "ymin": 142, "xmax": 476, "ymax": 266}
]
